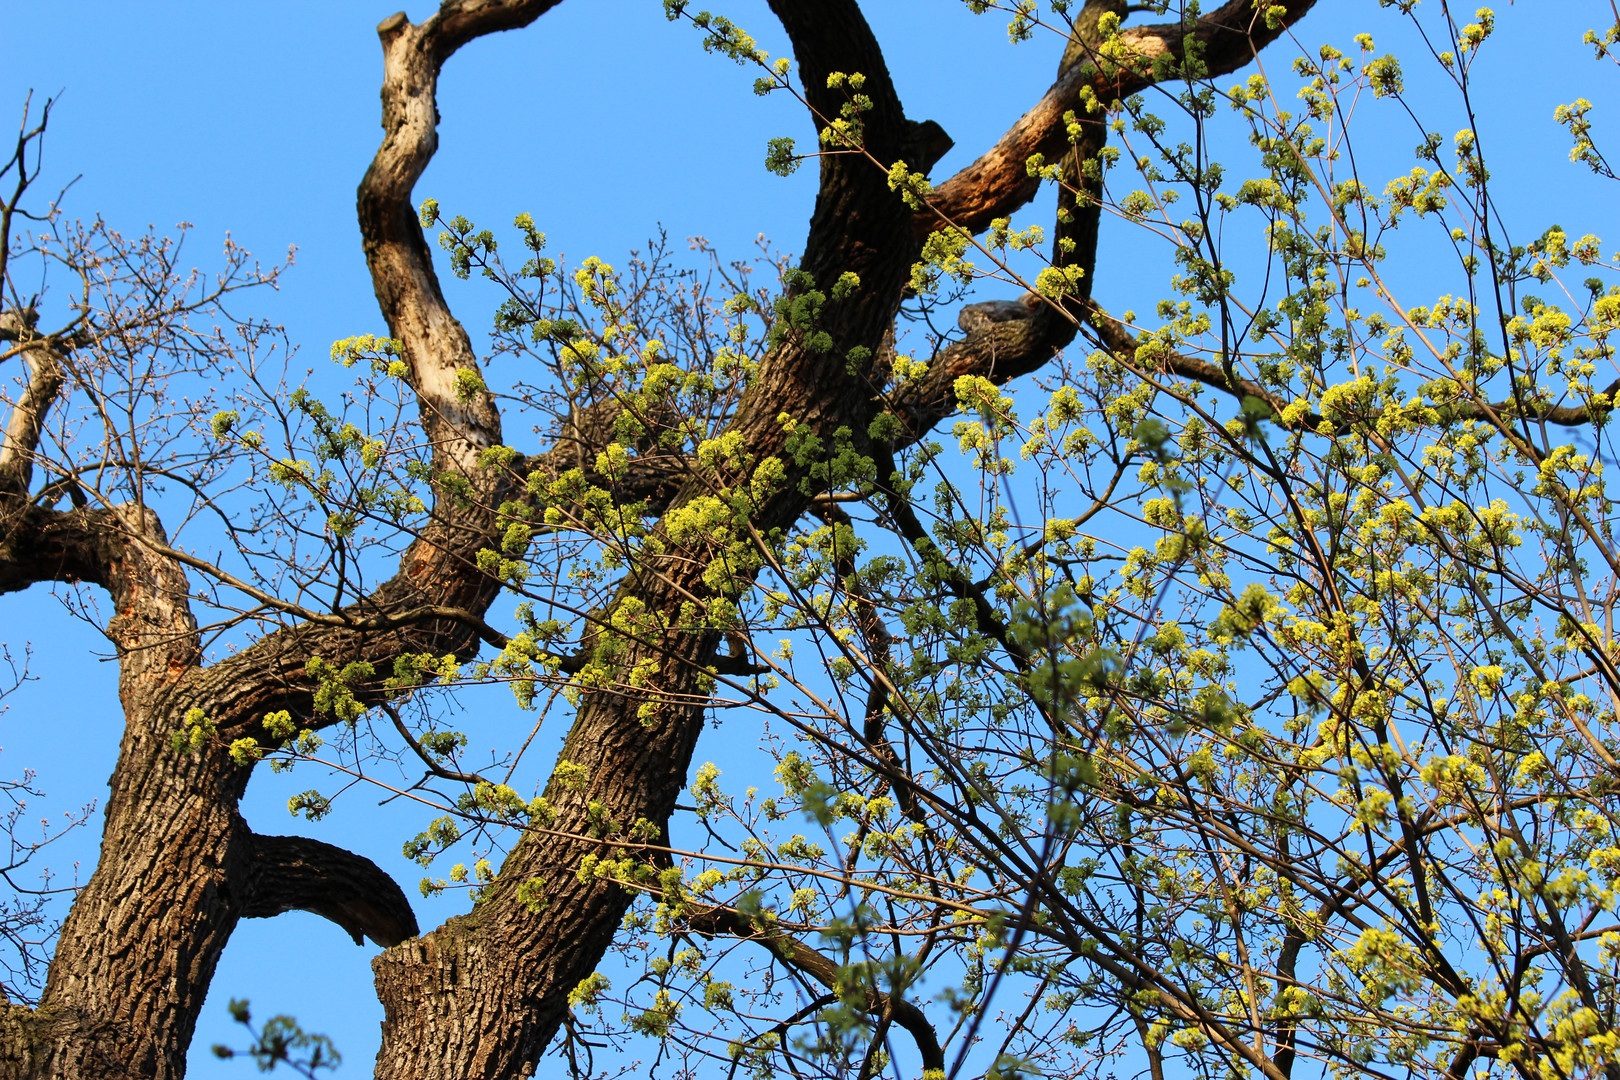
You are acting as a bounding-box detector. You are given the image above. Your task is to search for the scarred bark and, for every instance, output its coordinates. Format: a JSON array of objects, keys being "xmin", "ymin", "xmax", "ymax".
[{"xmin": 0, "ymin": 312, "xmax": 63, "ymax": 498}]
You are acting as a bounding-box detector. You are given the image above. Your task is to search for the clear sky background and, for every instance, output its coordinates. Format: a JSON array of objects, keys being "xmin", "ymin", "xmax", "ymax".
[{"xmin": 1, "ymin": 1, "xmax": 1615, "ymax": 1076}]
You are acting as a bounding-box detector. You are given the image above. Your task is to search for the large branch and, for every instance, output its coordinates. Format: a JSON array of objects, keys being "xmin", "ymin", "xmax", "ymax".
[
  {"xmin": 874, "ymin": 0, "xmax": 1320, "ymax": 444},
  {"xmin": 0, "ymin": 503, "xmax": 120, "ymax": 596},
  {"xmin": 0, "ymin": 10, "xmax": 573, "ymax": 1076},
  {"xmin": 884, "ymin": 0, "xmax": 1121, "ymax": 440},
  {"xmin": 883, "ymin": 294, "xmax": 1067, "ymax": 440},
  {"xmin": 0, "ymin": 310, "xmax": 64, "ymax": 498},
  {"xmin": 361, "ymin": 3, "xmax": 563, "ymax": 471},
  {"xmin": 178, "ymin": 2, "xmax": 576, "ymax": 745},
  {"xmin": 923, "ymin": 0, "xmax": 1318, "ymax": 237},
  {"xmin": 240, "ymin": 833, "xmax": 418, "ymax": 948},
  {"xmin": 233, "ymin": 1, "xmax": 577, "ymax": 676}
]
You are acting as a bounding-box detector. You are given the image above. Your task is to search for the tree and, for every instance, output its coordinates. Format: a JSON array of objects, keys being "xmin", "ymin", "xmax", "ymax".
[{"xmin": 6, "ymin": 1, "xmax": 1620, "ymax": 1078}]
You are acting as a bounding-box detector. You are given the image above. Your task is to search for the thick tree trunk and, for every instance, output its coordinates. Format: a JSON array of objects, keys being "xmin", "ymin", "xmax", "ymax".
[
  {"xmin": 372, "ymin": 573, "xmax": 716, "ymax": 1076},
  {"xmin": 0, "ymin": 505, "xmax": 225, "ymax": 1078},
  {"xmin": 0, "ymin": 504, "xmax": 423, "ymax": 1079}
]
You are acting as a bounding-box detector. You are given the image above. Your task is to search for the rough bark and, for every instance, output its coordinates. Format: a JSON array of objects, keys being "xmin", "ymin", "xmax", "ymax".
[
  {"xmin": 239, "ymin": 835, "xmax": 418, "ymax": 948},
  {"xmin": 0, "ymin": 305, "xmax": 225, "ymax": 1076},
  {"xmin": 0, "ymin": 494, "xmax": 437, "ymax": 1078},
  {"xmin": 6, "ymin": 499, "xmax": 221, "ymax": 1079}
]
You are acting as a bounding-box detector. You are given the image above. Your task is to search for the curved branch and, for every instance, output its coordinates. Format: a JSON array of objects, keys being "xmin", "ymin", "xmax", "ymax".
[
  {"xmin": 360, "ymin": 3, "xmax": 565, "ymax": 470},
  {"xmin": 879, "ymin": 0, "xmax": 1322, "ymax": 446},
  {"xmin": 240, "ymin": 833, "xmax": 418, "ymax": 948},
  {"xmin": 180, "ymin": 2, "xmax": 579, "ymax": 752},
  {"xmin": 683, "ymin": 903, "xmax": 945, "ymax": 1075},
  {"xmin": 0, "ymin": 309, "xmax": 64, "ymax": 498},
  {"xmin": 883, "ymin": 0, "xmax": 1120, "ymax": 440},
  {"xmin": 923, "ymin": 0, "xmax": 1318, "ymax": 237}
]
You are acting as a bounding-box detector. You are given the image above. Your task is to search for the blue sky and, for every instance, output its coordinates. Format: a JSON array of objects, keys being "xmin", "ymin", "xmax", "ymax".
[{"xmin": 2, "ymin": 1, "xmax": 1617, "ymax": 1075}]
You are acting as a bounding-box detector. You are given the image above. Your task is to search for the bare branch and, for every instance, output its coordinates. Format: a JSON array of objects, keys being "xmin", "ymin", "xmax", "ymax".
[
  {"xmin": 0, "ymin": 310, "xmax": 64, "ymax": 498},
  {"xmin": 683, "ymin": 902, "xmax": 946, "ymax": 1075},
  {"xmin": 359, "ymin": 3, "xmax": 564, "ymax": 473},
  {"xmin": 240, "ymin": 833, "xmax": 418, "ymax": 948}
]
